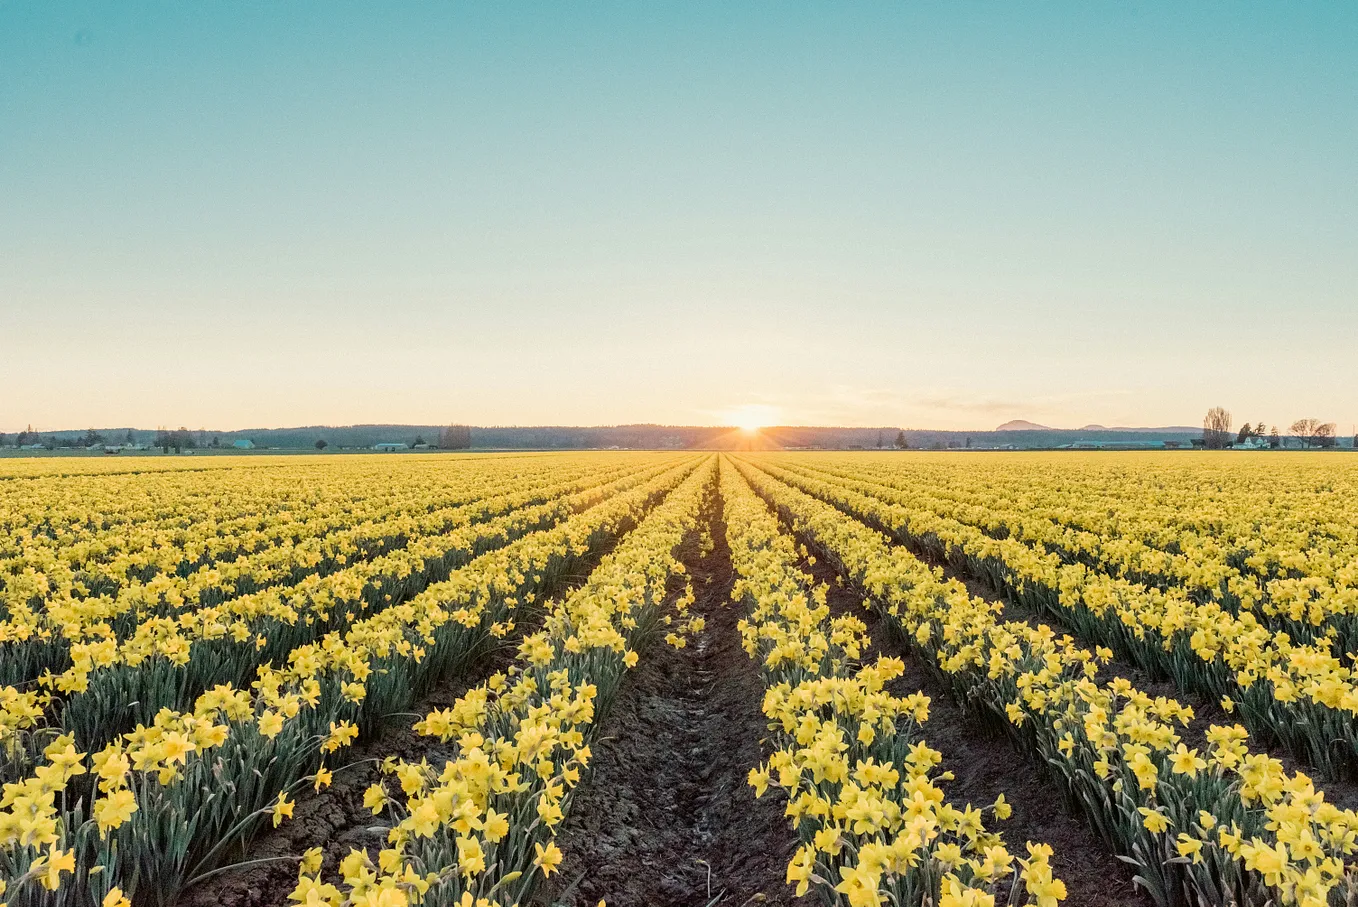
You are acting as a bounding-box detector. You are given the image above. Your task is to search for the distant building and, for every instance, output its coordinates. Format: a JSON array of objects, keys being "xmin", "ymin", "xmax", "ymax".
[
  {"xmin": 232, "ymin": 439, "xmax": 256, "ymax": 450},
  {"xmin": 373, "ymin": 442, "xmax": 409, "ymax": 452}
]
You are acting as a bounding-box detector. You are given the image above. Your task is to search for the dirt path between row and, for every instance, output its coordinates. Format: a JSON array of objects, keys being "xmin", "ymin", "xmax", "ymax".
[{"xmin": 546, "ymin": 488, "xmax": 800, "ymax": 907}]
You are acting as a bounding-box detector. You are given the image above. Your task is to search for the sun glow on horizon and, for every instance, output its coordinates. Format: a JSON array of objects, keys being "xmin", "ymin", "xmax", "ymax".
[{"xmin": 723, "ymin": 404, "xmax": 780, "ymax": 433}]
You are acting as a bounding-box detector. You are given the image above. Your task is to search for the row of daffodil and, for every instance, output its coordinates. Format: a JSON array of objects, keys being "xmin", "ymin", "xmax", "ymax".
[
  {"xmin": 0, "ymin": 456, "xmax": 635, "ymax": 787},
  {"xmin": 720, "ymin": 460, "xmax": 1066, "ymax": 907},
  {"xmin": 294, "ymin": 456, "xmax": 718, "ymax": 907},
  {"xmin": 780, "ymin": 454, "xmax": 1358, "ymax": 658},
  {"xmin": 0, "ymin": 453, "xmax": 576, "ymax": 576},
  {"xmin": 826, "ymin": 451, "xmax": 1358, "ymax": 588},
  {"xmin": 0, "ymin": 457, "xmax": 703, "ymax": 907},
  {"xmin": 6, "ymin": 457, "xmax": 679, "ymax": 761},
  {"xmin": 0, "ymin": 455, "xmax": 652, "ymax": 689},
  {"xmin": 0, "ymin": 454, "xmax": 583, "ymax": 688},
  {"xmin": 0, "ymin": 458, "xmax": 663, "ymax": 785},
  {"xmin": 759, "ymin": 457, "xmax": 1358, "ymax": 782},
  {"xmin": 0, "ymin": 456, "xmax": 529, "ymax": 615},
  {"xmin": 734, "ymin": 457, "xmax": 1358, "ymax": 907}
]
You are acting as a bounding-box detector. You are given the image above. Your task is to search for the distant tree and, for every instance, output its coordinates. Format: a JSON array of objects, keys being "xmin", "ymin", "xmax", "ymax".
[
  {"xmin": 438, "ymin": 424, "xmax": 472, "ymax": 450},
  {"xmin": 1353, "ymin": 426, "xmax": 1358, "ymax": 450},
  {"xmin": 0, "ymin": 433, "xmax": 6, "ymax": 447},
  {"xmin": 876, "ymin": 431, "xmax": 884, "ymax": 449},
  {"xmin": 124, "ymin": 429, "xmax": 135, "ymax": 445},
  {"xmin": 16, "ymin": 425, "xmax": 33, "ymax": 446},
  {"xmin": 1316, "ymin": 422, "xmax": 1338, "ymax": 448},
  {"xmin": 82, "ymin": 427, "xmax": 104, "ymax": 447},
  {"xmin": 314, "ymin": 439, "xmax": 328, "ymax": 450},
  {"xmin": 155, "ymin": 427, "xmax": 170, "ymax": 453},
  {"xmin": 1236, "ymin": 423, "xmax": 1252, "ymax": 445},
  {"xmin": 1203, "ymin": 407, "xmax": 1233, "ymax": 449},
  {"xmin": 894, "ymin": 431, "xmax": 909, "ymax": 450},
  {"xmin": 1290, "ymin": 418, "xmax": 1321, "ymax": 448},
  {"xmin": 211, "ymin": 435, "xmax": 220, "ymax": 448},
  {"xmin": 965, "ymin": 436, "xmax": 973, "ymax": 448},
  {"xmin": 413, "ymin": 435, "xmax": 426, "ymax": 447},
  {"xmin": 1269, "ymin": 426, "xmax": 1281, "ymax": 448}
]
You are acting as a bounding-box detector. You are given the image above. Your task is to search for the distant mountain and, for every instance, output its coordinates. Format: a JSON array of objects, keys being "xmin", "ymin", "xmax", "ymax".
[
  {"xmin": 995, "ymin": 420, "xmax": 1052, "ymax": 431},
  {"xmin": 1001, "ymin": 420, "xmax": 1201, "ymax": 434}
]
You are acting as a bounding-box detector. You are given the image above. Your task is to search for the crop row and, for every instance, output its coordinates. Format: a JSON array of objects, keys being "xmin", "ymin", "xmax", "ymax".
[
  {"xmin": 0, "ymin": 457, "xmax": 676, "ymax": 774},
  {"xmin": 295, "ymin": 457, "xmax": 717, "ymax": 906},
  {"xmin": 720, "ymin": 460, "xmax": 1064, "ymax": 907},
  {"xmin": 786, "ymin": 455, "xmax": 1358, "ymax": 653},
  {"xmin": 0, "ymin": 456, "xmax": 701, "ymax": 906},
  {"xmin": 0, "ymin": 456, "xmax": 649, "ymax": 677},
  {"xmin": 735, "ymin": 456, "xmax": 1358, "ymax": 907},
  {"xmin": 766, "ymin": 457, "xmax": 1358, "ymax": 782}
]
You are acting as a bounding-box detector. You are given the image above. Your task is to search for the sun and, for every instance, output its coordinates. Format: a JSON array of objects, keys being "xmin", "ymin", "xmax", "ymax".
[{"xmin": 724, "ymin": 404, "xmax": 780, "ymax": 434}]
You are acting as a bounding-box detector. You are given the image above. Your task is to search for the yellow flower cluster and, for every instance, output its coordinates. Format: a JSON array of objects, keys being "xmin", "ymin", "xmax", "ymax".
[
  {"xmin": 306, "ymin": 458, "xmax": 716, "ymax": 907},
  {"xmin": 2, "ymin": 455, "xmax": 655, "ymax": 695},
  {"xmin": 0, "ymin": 454, "xmax": 700, "ymax": 905},
  {"xmin": 737, "ymin": 456, "xmax": 1358, "ymax": 907},
  {"xmin": 721, "ymin": 462, "xmax": 1064, "ymax": 907},
  {"xmin": 765, "ymin": 454, "xmax": 1358, "ymax": 780},
  {"xmin": 1, "ymin": 456, "xmax": 592, "ymax": 639},
  {"xmin": 0, "ymin": 455, "xmax": 676, "ymax": 775},
  {"xmin": 806, "ymin": 452, "xmax": 1358, "ymax": 636}
]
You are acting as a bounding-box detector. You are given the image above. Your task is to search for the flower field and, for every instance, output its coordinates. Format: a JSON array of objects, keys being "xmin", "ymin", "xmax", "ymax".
[{"xmin": 3, "ymin": 451, "xmax": 1357, "ymax": 907}]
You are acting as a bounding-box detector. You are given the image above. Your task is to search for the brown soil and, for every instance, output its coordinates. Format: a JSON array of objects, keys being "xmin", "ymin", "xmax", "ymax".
[{"xmin": 546, "ymin": 489, "xmax": 802, "ymax": 907}]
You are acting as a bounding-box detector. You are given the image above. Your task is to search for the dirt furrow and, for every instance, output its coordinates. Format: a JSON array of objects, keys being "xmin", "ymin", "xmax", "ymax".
[{"xmin": 547, "ymin": 490, "xmax": 800, "ymax": 907}]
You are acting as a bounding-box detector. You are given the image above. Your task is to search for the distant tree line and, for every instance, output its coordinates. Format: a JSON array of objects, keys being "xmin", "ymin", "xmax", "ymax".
[{"xmin": 1203, "ymin": 409, "xmax": 1349, "ymax": 449}]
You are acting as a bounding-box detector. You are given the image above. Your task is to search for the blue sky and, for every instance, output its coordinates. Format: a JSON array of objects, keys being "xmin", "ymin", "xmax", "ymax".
[{"xmin": 2, "ymin": 3, "xmax": 1355, "ymax": 431}]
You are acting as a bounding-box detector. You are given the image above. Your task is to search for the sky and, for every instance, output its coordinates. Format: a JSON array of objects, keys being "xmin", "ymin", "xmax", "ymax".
[{"xmin": 2, "ymin": 3, "xmax": 1356, "ymax": 433}]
